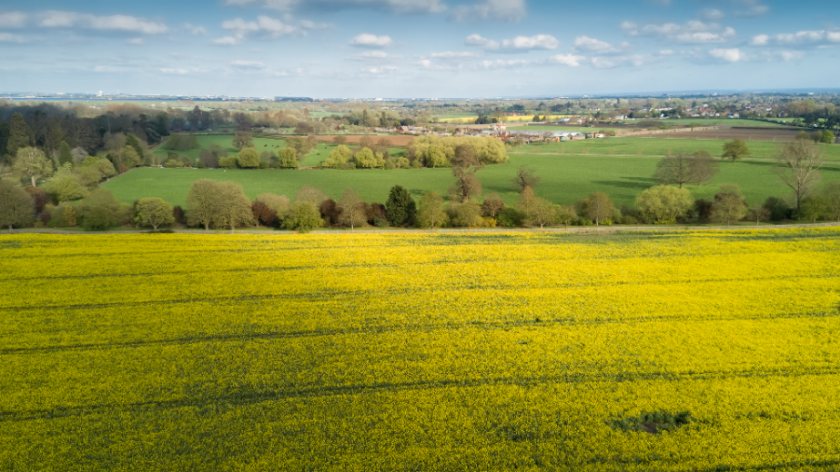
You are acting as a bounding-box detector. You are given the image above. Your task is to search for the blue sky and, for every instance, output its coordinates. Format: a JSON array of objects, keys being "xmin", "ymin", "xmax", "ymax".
[{"xmin": 0, "ymin": 0, "xmax": 837, "ymax": 98}]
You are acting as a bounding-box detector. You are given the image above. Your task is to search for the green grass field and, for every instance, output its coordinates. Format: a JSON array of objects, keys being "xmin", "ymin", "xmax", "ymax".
[
  {"xmin": 154, "ymin": 135, "xmax": 289, "ymax": 163},
  {"xmin": 625, "ymin": 118, "xmax": 791, "ymax": 128},
  {"xmin": 107, "ymin": 137, "xmax": 840, "ymax": 208},
  {"xmin": 2, "ymin": 229, "xmax": 840, "ymax": 470}
]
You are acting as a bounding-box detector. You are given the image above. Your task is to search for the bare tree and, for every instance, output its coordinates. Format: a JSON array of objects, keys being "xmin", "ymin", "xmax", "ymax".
[
  {"xmin": 776, "ymin": 140, "xmax": 823, "ymax": 211},
  {"xmin": 514, "ymin": 166, "xmax": 540, "ymax": 191},
  {"xmin": 337, "ymin": 189, "xmax": 366, "ymax": 229},
  {"xmin": 654, "ymin": 151, "xmax": 718, "ymax": 188}
]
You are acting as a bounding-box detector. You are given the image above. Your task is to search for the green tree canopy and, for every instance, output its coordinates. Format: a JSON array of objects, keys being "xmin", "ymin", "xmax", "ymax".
[
  {"xmin": 385, "ymin": 185, "xmax": 416, "ymax": 227},
  {"xmin": 417, "ymin": 192, "xmax": 448, "ymax": 229},
  {"xmin": 13, "ymin": 147, "xmax": 53, "ymax": 187},
  {"xmin": 134, "ymin": 197, "xmax": 175, "ymax": 230},
  {"xmin": 78, "ymin": 189, "xmax": 126, "ymax": 231},
  {"xmin": 710, "ymin": 185, "xmax": 748, "ymax": 225},
  {"xmin": 722, "ymin": 139, "xmax": 750, "ymax": 161},
  {"xmin": 283, "ymin": 201, "xmax": 323, "ymax": 233},
  {"xmin": 6, "ymin": 113, "xmax": 32, "ymax": 157},
  {"xmin": 237, "ymin": 147, "xmax": 261, "ymax": 168},
  {"xmin": 635, "ymin": 185, "xmax": 694, "ymax": 224},
  {"xmin": 324, "ymin": 145, "xmax": 353, "ymax": 168},
  {"xmin": 0, "ymin": 180, "xmax": 34, "ymax": 230},
  {"xmin": 277, "ymin": 148, "xmax": 299, "ymax": 169},
  {"xmin": 42, "ymin": 164, "xmax": 89, "ymax": 202}
]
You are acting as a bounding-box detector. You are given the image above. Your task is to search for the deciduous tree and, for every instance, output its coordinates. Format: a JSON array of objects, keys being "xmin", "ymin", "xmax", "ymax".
[
  {"xmin": 13, "ymin": 147, "xmax": 53, "ymax": 187},
  {"xmin": 187, "ymin": 179, "xmax": 221, "ymax": 230},
  {"xmin": 654, "ymin": 151, "xmax": 718, "ymax": 187},
  {"xmin": 78, "ymin": 189, "xmax": 125, "ymax": 230},
  {"xmin": 821, "ymin": 182, "xmax": 840, "ymax": 222},
  {"xmin": 722, "ymin": 139, "xmax": 750, "ymax": 161},
  {"xmin": 776, "ymin": 139, "xmax": 823, "ymax": 211},
  {"xmin": 0, "ymin": 180, "xmax": 34, "ymax": 230},
  {"xmin": 277, "ymin": 148, "xmax": 299, "ymax": 168},
  {"xmin": 710, "ymin": 185, "xmax": 748, "ymax": 225},
  {"xmin": 635, "ymin": 185, "xmax": 693, "ymax": 224},
  {"xmin": 581, "ymin": 192, "xmax": 616, "ymax": 226},
  {"xmin": 215, "ymin": 182, "xmax": 254, "ymax": 230},
  {"xmin": 42, "ymin": 165, "xmax": 89, "ymax": 202},
  {"xmin": 283, "ymin": 201, "xmax": 323, "ymax": 233},
  {"xmin": 337, "ymin": 189, "xmax": 366, "ymax": 229},
  {"xmin": 417, "ymin": 192, "xmax": 448, "ymax": 228},
  {"xmin": 237, "ymin": 147, "xmax": 261, "ymax": 168},
  {"xmin": 134, "ymin": 197, "xmax": 175, "ymax": 230},
  {"xmin": 324, "ymin": 145, "xmax": 353, "ymax": 168},
  {"xmin": 515, "ymin": 167, "xmax": 540, "ymax": 192}
]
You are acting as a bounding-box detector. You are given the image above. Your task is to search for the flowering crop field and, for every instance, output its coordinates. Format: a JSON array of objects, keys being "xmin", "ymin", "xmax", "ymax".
[{"xmin": 1, "ymin": 228, "xmax": 839, "ymax": 470}]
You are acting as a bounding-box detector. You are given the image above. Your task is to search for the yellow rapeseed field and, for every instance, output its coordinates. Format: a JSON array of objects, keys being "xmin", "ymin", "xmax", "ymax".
[{"xmin": 1, "ymin": 228, "xmax": 839, "ymax": 470}]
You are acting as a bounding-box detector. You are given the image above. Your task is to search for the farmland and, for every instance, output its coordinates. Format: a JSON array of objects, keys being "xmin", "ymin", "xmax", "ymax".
[
  {"xmin": 1, "ymin": 228, "xmax": 840, "ymax": 470},
  {"xmin": 105, "ymin": 136, "xmax": 840, "ymax": 208}
]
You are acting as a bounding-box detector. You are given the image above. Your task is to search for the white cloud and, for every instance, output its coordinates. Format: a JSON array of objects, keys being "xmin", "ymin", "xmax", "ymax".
[
  {"xmin": 709, "ymin": 48, "xmax": 743, "ymax": 62},
  {"xmin": 430, "ymin": 51, "xmax": 477, "ymax": 59},
  {"xmin": 39, "ymin": 11, "xmax": 167, "ymax": 35},
  {"xmin": 159, "ymin": 67, "xmax": 206, "ymax": 76},
  {"xmin": 573, "ymin": 35, "xmax": 618, "ymax": 53},
  {"xmin": 751, "ymin": 34, "xmax": 769, "ymax": 46},
  {"xmin": 453, "ymin": 0, "xmax": 526, "ymax": 22},
  {"xmin": 622, "ymin": 20, "xmax": 735, "ymax": 44},
  {"xmin": 752, "ymin": 30, "xmax": 840, "ymax": 47},
  {"xmin": 590, "ymin": 54, "xmax": 646, "ymax": 69},
  {"xmin": 184, "ymin": 23, "xmax": 208, "ymax": 35},
  {"xmin": 777, "ymin": 50, "xmax": 804, "ymax": 61},
  {"xmin": 465, "ymin": 33, "xmax": 559, "ymax": 52},
  {"xmin": 351, "ymin": 33, "xmax": 393, "ymax": 48},
  {"xmin": 734, "ymin": 0, "xmax": 768, "ymax": 17},
  {"xmin": 213, "ymin": 35, "xmax": 242, "ymax": 45},
  {"xmin": 364, "ymin": 65, "xmax": 399, "ymax": 74},
  {"xmin": 214, "ymin": 15, "xmax": 313, "ymax": 44},
  {"xmin": 478, "ymin": 58, "xmax": 531, "ymax": 69},
  {"xmin": 359, "ymin": 50, "xmax": 390, "ymax": 59},
  {"xmin": 701, "ymin": 8, "xmax": 724, "ymax": 21},
  {"xmin": 224, "ymin": 0, "xmax": 445, "ymax": 14},
  {"xmin": 230, "ymin": 59, "xmax": 267, "ymax": 70},
  {"xmin": 0, "ymin": 11, "xmax": 27, "ymax": 28},
  {"xmin": 548, "ymin": 54, "xmax": 584, "ymax": 67},
  {"xmin": 0, "ymin": 32, "xmax": 26, "ymax": 43}
]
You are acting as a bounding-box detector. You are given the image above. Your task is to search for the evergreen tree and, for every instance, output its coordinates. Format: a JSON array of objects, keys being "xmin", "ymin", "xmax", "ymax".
[
  {"xmin": 385, "ymin": 185, "xmax": 416, "ymax": 227},
  {"xmin": 6, "ymin": 113, "xmax": 32, "ymax": 156}
]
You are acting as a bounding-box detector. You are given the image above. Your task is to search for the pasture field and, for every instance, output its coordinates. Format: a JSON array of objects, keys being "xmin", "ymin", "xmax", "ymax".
[
  {"xmin": 626, "ymin": 118, "xmax": 792, "ymax": 128},
  {"xmin": 153, "ymin": 134, "xmax": 292, "ymax": 163},
  {"xmin": 1, "ymin": 228, "xmax": 839, "ymax": 470},
  {"xmin": 107, "ymin": 137, "xmax": 840, "ymax": 207}
]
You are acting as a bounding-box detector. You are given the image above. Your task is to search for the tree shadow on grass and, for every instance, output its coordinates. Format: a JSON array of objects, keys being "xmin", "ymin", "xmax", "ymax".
[
  {"xmin": 593, "ymin": 177, "xmax": 656, "ymax": 190},
  {"xmin": 740, "ymin": 160, "xmax": 840, "ymax": 174}
]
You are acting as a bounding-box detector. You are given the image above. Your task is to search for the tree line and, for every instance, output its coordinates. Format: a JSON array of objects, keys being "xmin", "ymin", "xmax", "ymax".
[{"xmin": 1, "ymin": 131, "xmax": 838, "ymax": 232}]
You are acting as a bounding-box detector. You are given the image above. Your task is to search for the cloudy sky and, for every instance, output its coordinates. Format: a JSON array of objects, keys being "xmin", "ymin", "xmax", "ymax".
[{"xmin": 0, "ymin": 0, "xmax": 837, "ymax": 98}]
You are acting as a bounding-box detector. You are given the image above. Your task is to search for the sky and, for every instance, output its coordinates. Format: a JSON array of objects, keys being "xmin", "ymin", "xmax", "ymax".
[{"xmin": 0, "ymin": 0, "xmax": 838, "ymax": 98}]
